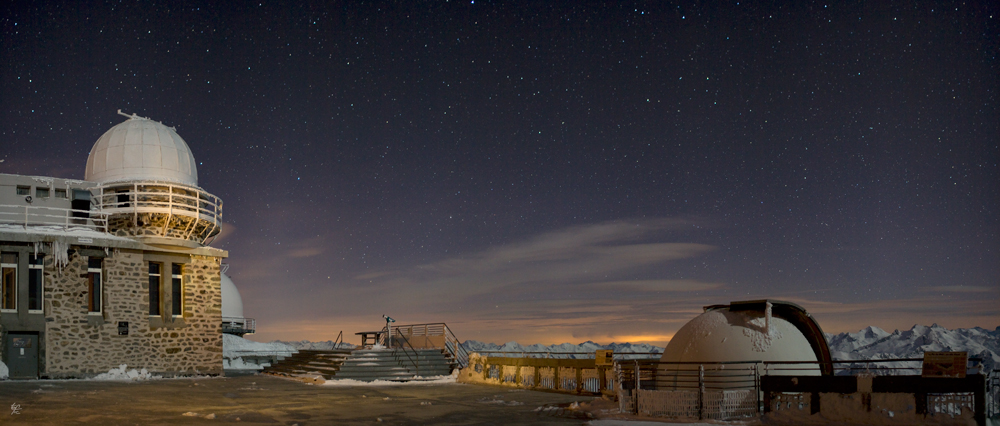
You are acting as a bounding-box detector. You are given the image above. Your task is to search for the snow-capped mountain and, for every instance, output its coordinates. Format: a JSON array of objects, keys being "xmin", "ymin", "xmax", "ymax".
[
  {"xmin": 458, "ymin": 325, "xmax": 999, "ymax": 371},
  {"xmin": 461, "ymin": 340, "xmax": 663, "ymax": 359},
  {"xmin": 826, "ymin": 324, "xmax": 1000, "ymax": 373}
]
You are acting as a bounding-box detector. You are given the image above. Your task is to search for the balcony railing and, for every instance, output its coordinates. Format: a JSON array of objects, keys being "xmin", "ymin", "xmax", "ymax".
[
  {"xmin": 92, "ymin": 182, "xmax": 222, "ymax": 243},
  {"xmin": 222, "ymin": 316, "xmax": 255, "ymax": 336},
  {"xmin": 0, "ymin": 204, "xmax": 109, "ymax": 233}
]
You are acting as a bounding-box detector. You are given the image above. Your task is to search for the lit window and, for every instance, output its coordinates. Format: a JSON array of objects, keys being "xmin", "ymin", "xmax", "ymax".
[
  {"xmin": 36, "ymin": 187, "xmax": 50, "ymax": 198},
  {"xmin": 1, "ymin": 253, "xmax": 16, "ymax": 312},
  {"xmin": 54, "ymin": 188, "xmax": 67, "ymax": 198},
  {"xmin": 16, "ymin": 186, "xmax": 30, "ymax": 196},
  {"xmin": 171, "ymin": 264, "xmax": 183, "ymax": 317},
  {"xmin": 88, "ymin": 258, "xmax": 102, "ymax": 314},
  {"xmin": 149, "ymin": 262, "xmax": 161, "ymax": 316},
  {"xmin": 28, "ymin": 255, "xmax": 43, "ymax": 312}
]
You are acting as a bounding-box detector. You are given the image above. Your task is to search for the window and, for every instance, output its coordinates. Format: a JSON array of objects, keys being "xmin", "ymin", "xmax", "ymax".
[
  {"xmin": 148, "ymin": 262, "xmax": 161, "ymax": 316},
  {"xmin": 1, "ymin": 253, "xmax": 16, "ymax": 312},
  {"xmin": 36, "ymin": 187, "xmax": 50, "ymax": 198},
  {"xmin": 55, "ymin": 188, "xmax": 67, "ymax": 198},
  {"xmin": 28, "ymin": 255, "xmax": 43, "ymax": 312},
  {"xmin": 16, "ymin": 186, "xmax": 30, "ymax": 196},
  {"xmin": 87, "ymin": 257, "xmax": 102, "ymax": 314},
  {"xmin": 171, "ymin": 264, "xmax": 183, "ymax": 317}
]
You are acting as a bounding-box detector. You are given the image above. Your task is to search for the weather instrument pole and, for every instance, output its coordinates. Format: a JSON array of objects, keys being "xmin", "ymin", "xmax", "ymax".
[{"xmin": 383, "ymin": 315, "xmax": 395, "ymax": 348}]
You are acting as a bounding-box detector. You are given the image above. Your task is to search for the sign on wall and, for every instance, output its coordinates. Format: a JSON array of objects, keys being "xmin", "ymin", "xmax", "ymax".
[{"xmin": 921, "ymin": 351, "xmax": 967, "ymax": 378}]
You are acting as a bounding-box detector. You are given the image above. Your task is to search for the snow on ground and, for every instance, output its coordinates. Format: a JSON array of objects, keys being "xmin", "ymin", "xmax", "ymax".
[
  {"xmin": 92, "ymin": 364, "xmax": 160, "ymax": 381},
  {"xmin": 223, "ymin": 334, "xmax": 298, "ymax": 371},
  {"xmin": 0, "ymin": 361, "xmax": 8, "ymax": 379},
  {"xmin": 223, "ymin": 333, "xmax": 297, "ymax": 357},
  {"xmin": 587, "ymin": 421, "xmax": 758, "ymax": 426},
  {"xmin": 323, "ymin": 374, "xmax": 457, "ymax": 386}
]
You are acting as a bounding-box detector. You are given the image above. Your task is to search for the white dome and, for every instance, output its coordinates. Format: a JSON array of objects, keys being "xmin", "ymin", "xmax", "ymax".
[
  {"xmin": 221, "ymin": 273, "xmax": 244, "ymax": 318},
  {"xmin": 85, "ymin": 114, "xmax": 199, "ymax": 186}
]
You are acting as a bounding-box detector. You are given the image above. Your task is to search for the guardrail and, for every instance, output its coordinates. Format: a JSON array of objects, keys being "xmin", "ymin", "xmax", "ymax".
[
  {"xmin": 470, "ymin": 350, "xmax": 661, "ymax": 360},
  {"xmin": 222, "ymin": 317, "xmax": 255, "ymax": 336},
  {"xmin": 388, "ymin": 322, "xmax": 469, "ymax": 369},
  {"xmin": 0, "ymin": 204, "xmax": 109, "ymax": 233},
  {"xmin": 92, "ymin": 183, "xmax": 222, "ymax": 243}
]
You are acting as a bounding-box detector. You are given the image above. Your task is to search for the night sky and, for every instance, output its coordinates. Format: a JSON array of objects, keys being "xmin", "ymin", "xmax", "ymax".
[{"xmin": 2, "ymin": 1, "xmax": 997, "ymax": 345}]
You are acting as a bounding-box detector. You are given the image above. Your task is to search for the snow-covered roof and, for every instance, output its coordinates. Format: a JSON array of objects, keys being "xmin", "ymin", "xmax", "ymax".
[
  {"xmin": 0, "ymin": 223, "xmax": 140, "ymax": 248},
  {"xmin": 85, "ymin": 113, "xmax": 199, "ymax": 186}
]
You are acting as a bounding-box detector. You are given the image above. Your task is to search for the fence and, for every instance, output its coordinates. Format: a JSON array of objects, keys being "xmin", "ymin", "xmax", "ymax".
[
  {"xmin": 461, "ymin": 353, "xmax": 618, "ymax": 394},
  {"xmin": 0, "ymin": 204, "xmax": 109, "ymax": 232},
  {"xmin": 384, "ymin": 323, "xmax": 469, "ymax": 369}
]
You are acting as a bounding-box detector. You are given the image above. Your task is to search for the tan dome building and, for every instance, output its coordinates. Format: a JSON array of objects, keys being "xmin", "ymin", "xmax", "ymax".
[{"xmin": 658, "ymin": 300, "xmax": 832, "ymax": 389}]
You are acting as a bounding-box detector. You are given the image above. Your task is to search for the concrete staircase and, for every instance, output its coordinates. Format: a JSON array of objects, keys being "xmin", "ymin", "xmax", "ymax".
[
  {"xmin": 263, "ymin": 348, "xmax": 457, "ymax": 382},
  {"xmin": 262, "ymin": 349, "xmax": 352, "ymax": 379},
  {"xmin": 333, "ymin": 348, "xmax": 455, "ymax": 382}
]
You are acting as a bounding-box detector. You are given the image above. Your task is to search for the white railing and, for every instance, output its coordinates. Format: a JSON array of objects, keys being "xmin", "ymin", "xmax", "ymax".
[
  {"xmin": 0, "ymin": 204, "xmax": 109, "ymax": 233},
  {"xmin": 93, "ymin": 183, "xmax": 222, "ymax": 242}
]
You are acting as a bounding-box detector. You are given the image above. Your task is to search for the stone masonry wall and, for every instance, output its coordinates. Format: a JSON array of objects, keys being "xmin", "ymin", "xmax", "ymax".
[
  {"xmin": 148, "ymin": 254, "xmax": 223, "ymax": 374},
  {"xmin": 44, "ymin": 249, "xmax": 222, "ymax": 378}
]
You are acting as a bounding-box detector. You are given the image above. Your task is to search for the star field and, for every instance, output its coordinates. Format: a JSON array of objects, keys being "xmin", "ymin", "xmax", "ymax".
[{"xmin": 1, "ymin": 1, "xmax": 997, "ymax": 344}]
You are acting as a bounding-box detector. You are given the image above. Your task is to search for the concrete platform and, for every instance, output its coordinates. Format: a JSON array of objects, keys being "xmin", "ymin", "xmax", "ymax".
[{"xmin": 0, "ymin": 374, "xmax": 597, "ymax": 425}]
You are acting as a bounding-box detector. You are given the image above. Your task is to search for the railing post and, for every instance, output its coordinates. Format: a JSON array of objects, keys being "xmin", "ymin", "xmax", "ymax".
[
  {"xmin": 634, "ymin": 360, "xmax": 640, "ymax": 415},
  {"xmin": 698, "ymin": 364, "xmax": 705, "ymax": 420}
]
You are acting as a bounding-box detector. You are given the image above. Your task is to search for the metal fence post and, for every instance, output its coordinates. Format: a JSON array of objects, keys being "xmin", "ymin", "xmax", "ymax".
[
  {"xmin": 634, "ymin": 360, "xmax": 640, "ymax": 414},
  {"xmin": 698, "ymin": 364, "xmax": 705, "ymax": 420}
]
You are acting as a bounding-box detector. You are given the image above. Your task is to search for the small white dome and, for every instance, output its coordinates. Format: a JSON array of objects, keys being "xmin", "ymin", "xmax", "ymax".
[
  {"xmin": 85, "ymin": 114, "xmax": 199, "ymax": 186},
  {"xmin": 221, "ymin": 273, "xmax": 244, "ymax": 319}
]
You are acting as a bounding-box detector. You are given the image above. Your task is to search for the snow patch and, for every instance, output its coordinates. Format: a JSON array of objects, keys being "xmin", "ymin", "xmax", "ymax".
[
  {"xmin": 0, "ymin": 361, "xmax": 8, "ymax": 379},
  {"xmin": 323, "ymin": 375, "xmax": 457, "ymax": 386},
  {"xmin": 93, "ymin": 364, "xmax": 160, "ymax": 381}
]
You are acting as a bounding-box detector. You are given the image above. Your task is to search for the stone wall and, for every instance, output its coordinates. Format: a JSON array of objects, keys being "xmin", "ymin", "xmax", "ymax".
[{"xmin": 43, "ymin": 249, "xmax": 223, "ymax": 378}]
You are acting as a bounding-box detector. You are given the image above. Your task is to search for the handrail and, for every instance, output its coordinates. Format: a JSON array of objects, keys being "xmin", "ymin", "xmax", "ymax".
[
  {"xmin": 473, "ymin": 350, "xmax": 662, "ymax": 359},
  {"xmin": 384, "ymin": 322, "xmax": 469, "ymax": 369},
  {"xmin": 0, "ymin": 204, "xmax": 110, "ymax": 233},
  {"xmin": 443, "ymin": 324, "xmax": 469, "ymax": 369},
  {"xmin": 383, "ymin": 325, "xmax": 420, "ymax": 377},
  {"xmin": 333, "ymin": 330, "xmax": 344, "ymax": 350}
]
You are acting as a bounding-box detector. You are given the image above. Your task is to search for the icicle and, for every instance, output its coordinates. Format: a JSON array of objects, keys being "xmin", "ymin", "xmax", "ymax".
[
  {"xmin": 51, "ymin": 241, "xmax": 70, "ymax": 270},
  {"xmin": 104, "ymin": 247, "xmax": 110, "ymax": 257},
  {"xmin": 765, "ymin": 301, "xmax": 772, "ymax": 335},
  {"xmin": 33, "ymin": 241, "xmax": 40, "ymax": 257}
]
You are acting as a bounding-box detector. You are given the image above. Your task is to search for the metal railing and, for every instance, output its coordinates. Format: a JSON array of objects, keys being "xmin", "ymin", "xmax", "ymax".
[
  {"xmin": 471, "ymin": 350, "xmax": 660, "ymax": 360},
  {"xmin": 762, "ymin": 358, "xmax": 987, "ymax": 376},
  {"xmin": 988, "ymin": 369, "xmax": 999, "ymax": 418},
  {"xmin": 221, "ymin": 316, "xmax": 255, "ymax": 335},
  {"xmin": 382, "ymin": 324, "xmax": 420, "ymax": 377},
  {"xmin": 92, "ymin": 183, "xmax": 222, "ymax": 243},
  {"xmin": 0, "ymin": 204, "xmax": 110, "ymax": 233},
  {"xmin": 388, "ymin": 323, "xmax": 469, "ymax": 369}
]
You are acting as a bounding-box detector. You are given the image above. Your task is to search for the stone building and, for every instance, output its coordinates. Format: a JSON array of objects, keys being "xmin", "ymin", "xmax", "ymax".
[{"xmin": 0, "ymin": 111, "xmax": 229, "ymax": 379}]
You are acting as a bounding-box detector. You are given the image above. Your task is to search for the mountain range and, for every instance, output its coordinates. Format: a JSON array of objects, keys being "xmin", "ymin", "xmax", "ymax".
[{"xmin": 270, "ymin": 324, "xmax": 999, "ymax": 371}]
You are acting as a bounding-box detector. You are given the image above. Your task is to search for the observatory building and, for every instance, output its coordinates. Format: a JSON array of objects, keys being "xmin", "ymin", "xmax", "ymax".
[
  {"xmin": 658, "ymin": 300, "xmax": 833, "ymax": 388},
  {"xmin": 0, "ymin": 111, "xmax": 231, "ymax": 379}
]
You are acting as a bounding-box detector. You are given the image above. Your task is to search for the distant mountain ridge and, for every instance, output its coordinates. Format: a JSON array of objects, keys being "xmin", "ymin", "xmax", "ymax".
[
  {"xmin": 826, "ymin": 324, "xmax": 1000, "ymax": 372},
  {"xmin": 461, "ymin": 340, "xmax": 663, "ymax": 359},
  {"xmin": 268, "ymin": 324, "xmax": 999, "ymax": 371},
  {"xmin": 456, "ymin": 325, "xmax": 1000, "ymax": 370}
]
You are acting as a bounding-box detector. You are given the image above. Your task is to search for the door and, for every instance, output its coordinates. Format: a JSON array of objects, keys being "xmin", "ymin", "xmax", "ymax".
[{"xmin": 4, "ymin": 333, "xmax": 38, "ymax": 379}]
